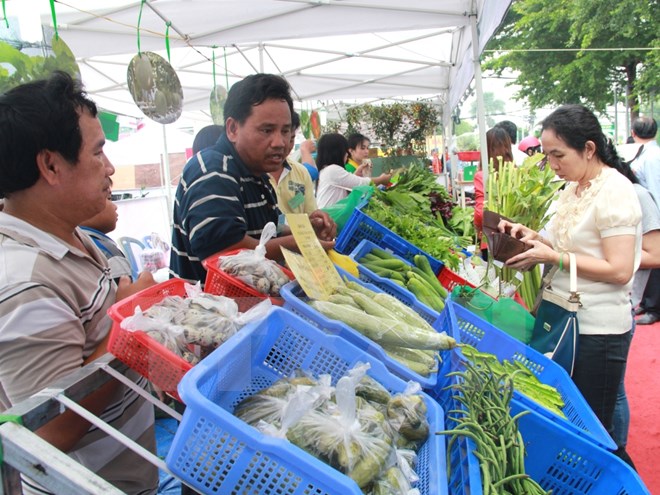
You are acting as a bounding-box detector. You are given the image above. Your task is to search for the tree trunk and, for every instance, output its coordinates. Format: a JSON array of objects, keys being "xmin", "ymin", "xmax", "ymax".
[{"xmin": 625, "ymin": 61, "xmax": 639, "ymax": 122}]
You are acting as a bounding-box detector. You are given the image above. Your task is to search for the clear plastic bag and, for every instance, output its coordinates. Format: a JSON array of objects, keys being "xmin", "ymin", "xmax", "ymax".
[
  {"xmin": 140, "ymin": 232, "xmax": 171, "ymax": 272},
  {"xmin": 218, "ymin": 222, "xmax": 291, "ymax": 296},
  {"xmin": 121, "ymin": 281, "xmax": 273, "ymax": 363}
]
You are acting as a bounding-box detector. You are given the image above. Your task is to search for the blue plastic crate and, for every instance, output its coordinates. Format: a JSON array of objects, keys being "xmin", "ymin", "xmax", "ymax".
[
  {"xmin": 512, "ymin": 400, "xmax": 650, "ymax": 495},
  {"xmin": 435, "ymin": 350, "xmax": 650, "ymax": 495},
  {"xmin": 348, "ymin": 239, "xmax": 440, "ymax": 324},
  {"xmin": 436, "ymin": 299, "xmax": 616, "ymax": 451},
  {"xmin": 280, "ymin": 267, "xmax": 446, "ymax": 388},
  {"xmin": 166, "ymin": 308, "xmax": 448, "ymax": 495},
  {"xmin": 335, "ymin": 202, "xmax": 445, "ymax": 275}
]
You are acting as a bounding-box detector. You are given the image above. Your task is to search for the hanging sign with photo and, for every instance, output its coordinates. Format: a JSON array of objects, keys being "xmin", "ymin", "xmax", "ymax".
[{"xmin": 127, "ymin": 51, "xmax": 183, "ymax": 124}]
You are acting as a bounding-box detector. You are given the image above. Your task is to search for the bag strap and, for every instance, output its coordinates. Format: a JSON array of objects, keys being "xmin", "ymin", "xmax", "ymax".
[{"xmin": 567, "ymin": 252, "xmax": 580, "ymax": 303}]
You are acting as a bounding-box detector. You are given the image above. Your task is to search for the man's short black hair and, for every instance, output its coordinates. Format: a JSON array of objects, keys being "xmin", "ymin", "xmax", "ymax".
[
  {"xmin": 494, "ymin": 120, "xmax": 518, "ymax": 144},
  {"xmin": 0, "ymin": 71, "xmax": 97, "ymax": 198},
  {"xmin": 292, "ymin": 110, "xmax": 301, "ymax": 131},
  {"xmin": 632, "ymin": 117, "xmax": 658, "ymax": 140},
  {"xmin": 223, "ymin": 73, "xmax": 294, "ymax": 126}
]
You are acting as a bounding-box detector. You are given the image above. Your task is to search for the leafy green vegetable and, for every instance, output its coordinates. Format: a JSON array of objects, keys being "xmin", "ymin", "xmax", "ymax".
[{"xmin": 363, "ymin": 163, "xmax": 472, "ymax": 270}]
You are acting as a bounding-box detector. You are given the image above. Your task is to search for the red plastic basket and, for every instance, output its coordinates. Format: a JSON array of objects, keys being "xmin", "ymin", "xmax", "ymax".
[
  {"xmin": 456, "ymin": 151, "xmax": 481, "ymax": 162},
  {"xmin": 107, "ymin": 278, "xmax": 194, "ymax": 401},
  {"xmin": 438, "ymin": 266, "xmax": 527, "ymax": 308},
  {"xmin": 202, "ymin": 250, "xmax": 295, "ymax": 312},
  {"xmin": 438, "ymin": 266, "xmax": 475, "ymax": 292}
]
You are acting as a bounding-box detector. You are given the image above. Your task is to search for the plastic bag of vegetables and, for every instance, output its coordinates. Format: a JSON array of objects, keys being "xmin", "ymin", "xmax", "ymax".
[
  {"xmin": 218, "ymin": 222, "xmax": 291, "ymax": 296},
  {"xmin": 284, "ymin": 363, "xmax": 394, "ymax": 488},
  {"xmin": 121, "ymin": 282, "xmax": 273, "ymax": 363},
  {"xmin": 121, "ymin": 305, "xmax": 195, "ymax": 363}
]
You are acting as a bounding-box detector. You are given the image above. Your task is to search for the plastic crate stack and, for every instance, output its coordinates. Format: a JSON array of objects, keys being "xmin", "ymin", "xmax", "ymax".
[
  {"xmin": 166, "ymin": 308, "xmax": 448, "ymax": 495},
  {"xmin": 432, "ymin": 299, "xmax": 650, "ymax": 495}
]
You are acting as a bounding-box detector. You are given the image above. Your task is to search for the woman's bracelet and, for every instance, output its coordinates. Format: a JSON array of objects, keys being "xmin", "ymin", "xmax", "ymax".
[{"xmin": 559, "ymin": 252, "xmax": 565, "ymax": 271}]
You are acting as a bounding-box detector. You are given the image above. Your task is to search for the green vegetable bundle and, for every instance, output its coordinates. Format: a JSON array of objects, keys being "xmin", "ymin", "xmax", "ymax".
[
  {"xmin": 437, "ymin": 344, "xmax": 552, "ymax": 495},
  {"xmin": 308, "ymin": 279, "xmax": 456, "ymax": 377},
  {"xmin": 365, "ymin": 163, "xmax": 472, "ymax": 270},
  {"xmin": 234, "ymin": 365, "xmax": 430, "ymax": 493},
  {"xmin": 357, "ymin": 247, "xmax": 448, "ymax": 314},
  {"xmin": 485, "ymin": 155, "xmax": 563, "ymax": 308}
]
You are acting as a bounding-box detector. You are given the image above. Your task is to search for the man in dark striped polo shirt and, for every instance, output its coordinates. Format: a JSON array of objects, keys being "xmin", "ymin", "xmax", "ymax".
[{"xmin": 170, "ymin": 74, "xmax": 335, "ymax": 284}]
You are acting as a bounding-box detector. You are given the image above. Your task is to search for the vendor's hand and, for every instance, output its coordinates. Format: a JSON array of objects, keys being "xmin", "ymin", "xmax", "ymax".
[
  {"xmin": 309, "ymin": 210, "xmax": 337, "ymax": 241},
  {"xmin": 318, "ymin": 238, "xmax": 336, "ymax": 251},
  {"xmin": 505, "ymin": 240, "xmax": 556, "ymax": 271},
  {"xmin": 115, "ymin": 271, "xmax": 157, "ymax": 301}
]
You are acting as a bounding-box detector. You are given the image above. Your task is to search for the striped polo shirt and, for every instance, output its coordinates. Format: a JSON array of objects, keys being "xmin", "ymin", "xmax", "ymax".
[
  {"xmin": 0, "ymin": 213, "xmax": 158, "ymax": 494},
  {"xmin": 170, "ymin": 133, "xmax": 280, "ymax": 283}
]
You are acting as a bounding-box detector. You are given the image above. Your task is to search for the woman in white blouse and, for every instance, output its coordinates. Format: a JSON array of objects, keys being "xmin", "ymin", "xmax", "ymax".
[
  {"xmin": 315, "ymin": 133, "xmax": 392, "ymax": 209},
  {"xmin": 499, "ymin": 105, "xmax": 642, "ymax": 469}
]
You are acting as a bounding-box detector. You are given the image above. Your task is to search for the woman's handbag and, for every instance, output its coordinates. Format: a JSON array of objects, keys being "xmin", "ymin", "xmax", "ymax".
[{"xmin": 530, "ymin": 253, "xmax": 580, "ymax": 376}]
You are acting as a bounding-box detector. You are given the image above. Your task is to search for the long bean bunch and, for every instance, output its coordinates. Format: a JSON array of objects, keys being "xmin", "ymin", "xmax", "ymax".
[{"xmin": 436, "ymin": 350, "xmax": 550, "ymax": 495}]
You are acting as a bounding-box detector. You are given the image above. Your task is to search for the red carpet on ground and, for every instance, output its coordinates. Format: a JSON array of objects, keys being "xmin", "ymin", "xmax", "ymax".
[{"xmin": 626, "ymin": 318, "xmax": 660, "ymax": 493}]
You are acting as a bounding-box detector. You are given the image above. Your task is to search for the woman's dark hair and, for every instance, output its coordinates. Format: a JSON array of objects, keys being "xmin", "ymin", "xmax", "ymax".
[
  {"xmin": 346, "ymin": 133, "xmax": 370, "ymax": 160},
  {"xmin": 192, "ymin": 124, "xmax": 224, "ymax": 154},
  {"xmin": 0, "ymin": 70, "xmax": 97, "ymax": 197},
  {"xmin": 541, "ymin": 104, "xmax": 626, "ymax": 174},
  {"xmin": 316, "ymin": 133, "xmax": 349, "ymax": 171},
  {"xmin": 223, "ymin": 73, "xmax": 293, "ymax": 126},
  {"xmin": 494, "ymin": 120, "xmax": 518, "ymax": 144},
  {"xmin": 486, "ymin": 126, "xmax": 513, "ymax": 171}
]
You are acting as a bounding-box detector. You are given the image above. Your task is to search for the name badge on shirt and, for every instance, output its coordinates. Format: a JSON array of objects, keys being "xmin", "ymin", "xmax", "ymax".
[{"xmin": 288, "ymin": 191, "xmax": 305, "ymax": 210}]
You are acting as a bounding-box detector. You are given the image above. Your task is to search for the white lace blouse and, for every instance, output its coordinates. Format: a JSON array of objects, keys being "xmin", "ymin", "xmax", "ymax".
[{"xmin": 546, "ymin": 167, "xmax": 642, "ymax": 335}]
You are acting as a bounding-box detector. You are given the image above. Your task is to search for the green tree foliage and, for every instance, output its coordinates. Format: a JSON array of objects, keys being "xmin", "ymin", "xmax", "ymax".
[
  {"xmin": 346, "ymin": 101, "xmax": 439, "ymax": 156},
  {"xmin": 469, "ymin": 92, "xmax": 506, "ymax": 128},
  {"xmin": 484, "ymin": 0, "xmax": 658, "ymax": 117}
]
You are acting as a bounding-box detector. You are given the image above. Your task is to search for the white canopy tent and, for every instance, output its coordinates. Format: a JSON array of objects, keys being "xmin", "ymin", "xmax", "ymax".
[{"xmin": 30, "ymin": 0, "xmax": 510, "ymax": 138}]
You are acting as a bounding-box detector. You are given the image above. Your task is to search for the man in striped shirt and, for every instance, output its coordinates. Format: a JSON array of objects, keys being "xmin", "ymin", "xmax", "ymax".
[
  {"xmin": 170, "ymin": 73, "xmax": 335, "ymax": 284},
  {"xmin": 0, "ymin": 72, "xmax": 158, "ymax": 494}
]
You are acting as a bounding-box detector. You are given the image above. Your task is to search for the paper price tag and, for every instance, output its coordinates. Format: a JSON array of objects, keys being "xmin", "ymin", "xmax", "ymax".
[{"xmin": 283, "ymin": 213, "xmax": 344, "ymax": 299}]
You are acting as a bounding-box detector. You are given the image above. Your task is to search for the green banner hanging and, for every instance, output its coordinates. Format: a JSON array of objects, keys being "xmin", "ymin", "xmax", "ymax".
[{"xmin": 98, "ymin": 111, "xmax": 120, "ymax": 142}]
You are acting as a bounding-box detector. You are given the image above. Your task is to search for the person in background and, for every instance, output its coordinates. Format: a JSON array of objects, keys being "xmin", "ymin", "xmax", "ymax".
[
  {"xmin": 315, "ymin": 133, "xmax": 392, "ymax": 209},
  {"xmin": 192, "ymin": 124, "xmax": 224, "ymax": 154},
  {"xmin": 345, "ymin": 132, "xmax": 373, "ymax": 176},
  {"xmin": 495, "ymin": 120, "xmax": 527, "ymax": 165},
  {"xmin": 431, "ymin": 148, "xmax": 443, "ymax": 174},
  {"xmin": 630, "ymin": 116, "xmax": 660, "ymax": 325},
  {"xmin": 170, "ymin": 74, "xmax": 335, "ymax": 284},
  {"xmin": 473, "ymin": 127, "xmax": 514, "ymax": 259},
  {"xmin": 499, "ymin": 104, "xmax": 641, "ymax": 468},
  {"xmin": 518, "ymin": 135, "xmax": 542, "ymax": 157},
  {"xmin": 80, "ymin": 180, "xmax": 136, "ymax": 284},
  {"xmin": 270, "ymin": 111, "xmax": 325, "ymax": 217},
  {"xmin": 611, "ymin": 157, "xmax": 660, "ymax": 456},
  {"xmin": 0, "ymin": 71, "xmax": 158, "ymax": 495}
]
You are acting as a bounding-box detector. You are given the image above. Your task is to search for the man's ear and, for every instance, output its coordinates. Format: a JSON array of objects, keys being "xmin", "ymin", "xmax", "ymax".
[
  {"xmin": 225, "ymin": 117, "xmax": 239, "ymax": 142},
  {"xmin": 35, "ymin": 150, "xmax": 61, "ymax": 186}
]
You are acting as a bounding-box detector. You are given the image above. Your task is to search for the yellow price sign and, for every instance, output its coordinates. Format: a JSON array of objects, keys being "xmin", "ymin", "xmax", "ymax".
[{"xmin": 283, "ymin": 213, "xmax": 344, "ymax": 299}]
